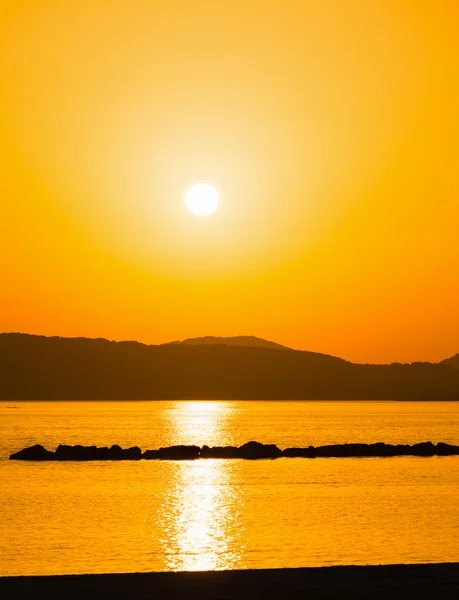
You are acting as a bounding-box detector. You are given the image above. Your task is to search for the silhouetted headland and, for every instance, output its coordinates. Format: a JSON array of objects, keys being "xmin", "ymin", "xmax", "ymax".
[
  {"xmin": 1, "ymin": 333, "xmax": 459, "ymax": 400},
  {"xmin": 10, "ymin": 440, "xmax": 459, "ymax": 461},
  {"xmin": 1, "ymin": 564, "xmax": 459, "ymax": 600}
]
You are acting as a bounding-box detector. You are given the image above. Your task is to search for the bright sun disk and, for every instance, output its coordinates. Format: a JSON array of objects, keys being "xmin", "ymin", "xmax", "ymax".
[{"xmin": 186, "ymin": 183, "xmax": 219, "ymax": 216}]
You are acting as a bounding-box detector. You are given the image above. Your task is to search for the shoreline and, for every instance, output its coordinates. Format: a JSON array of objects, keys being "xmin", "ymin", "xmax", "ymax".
[{"xmin": 2, "ymin": 563, "xmax": 459, "ymax": 599}]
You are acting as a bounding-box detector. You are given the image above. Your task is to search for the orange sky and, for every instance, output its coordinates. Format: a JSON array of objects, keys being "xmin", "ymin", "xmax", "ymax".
[{"xmin": 1, "ymin": 0, "xmax": 458, "ymax": 364}]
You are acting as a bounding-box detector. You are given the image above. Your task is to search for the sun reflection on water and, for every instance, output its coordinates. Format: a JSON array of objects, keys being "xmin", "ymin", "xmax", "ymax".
[
  {"xmin": 156, "ymin": 401, "xmax": 244, "ymax": 571},
  {"xmin": 183, "ymin": 401, "xmax": 224, "ymax": 413}
]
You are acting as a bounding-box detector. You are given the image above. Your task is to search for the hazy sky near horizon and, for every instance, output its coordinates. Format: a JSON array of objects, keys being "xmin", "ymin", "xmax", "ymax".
[{"xmin": 1, "ymin": 0, "xmax": 458, "ymax": 364}]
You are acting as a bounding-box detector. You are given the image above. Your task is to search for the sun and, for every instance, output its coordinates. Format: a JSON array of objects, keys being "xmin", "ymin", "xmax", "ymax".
[{"xmin": 185, "ymin": 183, "xmax": 219, "ymax": 216}]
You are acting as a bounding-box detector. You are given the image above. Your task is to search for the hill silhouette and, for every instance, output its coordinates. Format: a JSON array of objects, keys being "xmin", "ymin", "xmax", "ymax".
[
  {"xmin": 162, "ymin": 335, "xmax": 289, "ymax": 350},
  {"xmin": 0, "ymin": 333, "xmax": 458, "ymax": 400},
  {"xmin": 442, "ymin": 354, "xmax": 459, "ymax": 369}
]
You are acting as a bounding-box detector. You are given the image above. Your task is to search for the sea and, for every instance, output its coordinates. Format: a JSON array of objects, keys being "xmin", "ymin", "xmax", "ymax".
[{"xmin": 1, "ymin": 401, "xmax": 459, "ymax": 576}]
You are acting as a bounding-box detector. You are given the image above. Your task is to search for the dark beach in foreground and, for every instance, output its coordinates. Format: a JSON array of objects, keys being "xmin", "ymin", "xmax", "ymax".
[{"xmin": 2, "ymin": 563, "xmax": 459, "ymax": 599}]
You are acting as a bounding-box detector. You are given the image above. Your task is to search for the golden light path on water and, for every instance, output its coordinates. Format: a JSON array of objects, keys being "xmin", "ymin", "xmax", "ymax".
[{"xmin": 155, "ymin": 402, "xmax": 244, "ymax": 571}]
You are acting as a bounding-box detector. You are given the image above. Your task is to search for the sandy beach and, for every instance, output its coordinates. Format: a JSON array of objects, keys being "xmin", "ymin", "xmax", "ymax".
[{"xmin": 2, "ymin": 563, "xmax": 459, "ymax": 599}]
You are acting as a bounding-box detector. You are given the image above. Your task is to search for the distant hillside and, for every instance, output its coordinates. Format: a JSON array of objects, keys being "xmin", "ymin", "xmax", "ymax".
[
  {"xmin": 442, "ymin": 354, "xmax": 459, "ymax": 369},
  {"xmin": 0, "ymin": 333, "xmax": 458, "ymax": 400},
  {"xmin": 163, "ymin": 335, "xmax": 289, "ymax": 350}
]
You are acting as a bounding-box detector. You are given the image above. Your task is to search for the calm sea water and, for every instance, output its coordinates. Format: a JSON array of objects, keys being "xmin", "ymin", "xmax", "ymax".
[{"xmin": 1, "ymin": 401, "xmax": 459, "ymax": 576}]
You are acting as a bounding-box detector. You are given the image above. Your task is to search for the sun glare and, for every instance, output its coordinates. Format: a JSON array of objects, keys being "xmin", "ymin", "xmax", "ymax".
[{"xmin": 185, "ymin": 183, "xmax": 219, "ymax": 216}]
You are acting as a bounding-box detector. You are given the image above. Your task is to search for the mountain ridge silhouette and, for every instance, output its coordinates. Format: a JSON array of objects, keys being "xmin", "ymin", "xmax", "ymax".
[
  {"xmin": 1, "ymin": 332, "xmax": 458, "ymax": 400},
  {"xmin": 442, "ymin": 354, "xmax": 459, "ymax": 369},
  {"xmin": 162, "ymin": 335, "xmax": 290, "ymax": 350}
]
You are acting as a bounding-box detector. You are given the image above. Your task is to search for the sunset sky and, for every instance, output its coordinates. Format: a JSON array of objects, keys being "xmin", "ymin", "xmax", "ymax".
[{"xmin": 1, "ymin": 0, "xmax": 458, "ymax": 364}]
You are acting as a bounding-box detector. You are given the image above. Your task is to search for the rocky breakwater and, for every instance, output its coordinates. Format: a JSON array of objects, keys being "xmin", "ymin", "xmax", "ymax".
[
  {"xmin": 282, "ymin": 441, "xmax": 459, "ymax": 458},
  {"xmin": 9, "ymin": 444, "xmax": 143, "ymax": 461},
  {"xmin": 9, "ymin": 440, "xmax": 459, "ymax": 461},
  {"xmin": 9, "ymin": 441, "xmax": 282, "ymax": 461}
]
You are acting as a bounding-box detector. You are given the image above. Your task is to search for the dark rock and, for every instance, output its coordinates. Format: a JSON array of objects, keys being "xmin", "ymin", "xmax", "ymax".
[
  {"xmin": 9, "ymin": 444, "xmax": 54, "ymax": 461},
  {"xmin": 93, "ymin": 447, "xmax": 111, "ymax": 460},
  {"xmin": 436, "ymin": 442, "xmax": 459, "ymax": 455},
  {"xmin": 10, "ymin": 440, "xmax": 459, "ymax": 461},
  {"xmin": 237, "ymin": 441, "xmax": 282, "ymax": 459},
  {"xmin": 55, "ymin": 444, "xmax": 97, "ymax": 460},
  {"xmin": 411, "ymin": 441, "xmax": 435, "ymax": 456},
  {"xmin": 200, "ymin": 445, "xmax": 240, "ymax": 458},
  {"xmin": 314, "ymin": 443, "xmax": 376, "ymax": 458},
  {"xmin": 55, "ymin": 444, "xmax": 76, "ymax": 460},
  {"xmin": 53, "ymin": 444, "xmax": 142, "ymax": 461},
  {"xmin": 157, "ymin": 445, "xmax": 201, "ymax": 460},
  {"xmin": 395, "ymin": 444, "xmax": 411, "ymax": 455},
  {"xmin": 121, "ymin": 446, "xmax": 142, "ymax": 460},
  {"xmin": 142, "ymin": 449, "xmax": 160, "ymax": 459},
  {"xmin": 109, "ymin": 444, "xmax": 123, "ymax": 459},
  {"xmin": 370, "ymin": 443, "xmax": 395, "ymax": 457},
  {"xmin": 283, "ymin": 442, "xmax": 445, "ymax": 459},
  {"xmin": 282, "ymin": 446, "xmax": 316, "ymax": 458},
  {"xmin": 54, "ymin": 444, "xmax": 109, "ymax": 461}
]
